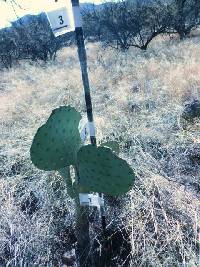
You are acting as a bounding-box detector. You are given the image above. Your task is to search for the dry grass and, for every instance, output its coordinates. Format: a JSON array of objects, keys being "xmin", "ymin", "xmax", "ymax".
[{"xmin": 0, "ymin": 35, "xmax": 199, "ymax": 266}]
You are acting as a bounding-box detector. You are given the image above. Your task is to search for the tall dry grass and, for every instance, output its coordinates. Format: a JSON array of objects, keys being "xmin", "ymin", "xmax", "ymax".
[{"xmin": 0, "ymin": 34, "xmax": 199, "ymax": 266}]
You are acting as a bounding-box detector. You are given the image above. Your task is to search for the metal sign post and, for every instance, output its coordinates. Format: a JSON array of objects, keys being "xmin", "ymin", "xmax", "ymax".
[
  {"xmin": 71, "ymin": 0, "xmax": 96, "ymax": 146},
  {"xmin": 47, "ymin": 1, "xmax": 107, "ymax": 264},
  {"xmin": 70, "ymin": 0, "xmax": 107, "ymax": 252}
]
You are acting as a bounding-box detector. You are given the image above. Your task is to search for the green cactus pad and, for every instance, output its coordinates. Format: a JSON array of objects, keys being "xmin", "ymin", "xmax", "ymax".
[
  {"xmin": 30, "ymin": 106, "xmax": 82, "ymax": 170},
  {"xmin": 100, "ymin": 141, "xmax": 120, "ymax": 154},
  {"xmin": 77, "ymin": 145, "xmax": 135, "ymax": 196}
]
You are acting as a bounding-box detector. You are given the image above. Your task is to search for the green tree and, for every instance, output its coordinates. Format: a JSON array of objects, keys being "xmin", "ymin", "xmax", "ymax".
[{"xmin": 168, "ymin": 0, "xmax": 200, "ymax": 39}]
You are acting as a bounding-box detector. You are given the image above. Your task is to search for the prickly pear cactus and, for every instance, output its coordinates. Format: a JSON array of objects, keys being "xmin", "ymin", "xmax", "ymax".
[
  {"xmin": 100, "ymin": 141, "xmax": 120, "ymax": 154},
  {"xmin": 77, "ymin": 145, "xmax": 134, "ymax": 196},
  {"xmin": 30, "ymin": 106, "xmax": 82, "ymax": 170}
]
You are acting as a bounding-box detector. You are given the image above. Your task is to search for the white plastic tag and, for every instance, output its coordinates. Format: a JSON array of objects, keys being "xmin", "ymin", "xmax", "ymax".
[
  {"xmin": 88, "ymin": 121, "xmax": 96, "ymax": 137},
  {"xmin": 79, "ymin": 193, "xmax": 104, "ymax": 207},
  {"xmin": 79, "ymin": 117, "xmax": 89, "ymax": 142},
  {"xmin": 46, "ymin": 6, "xmax": 75, "ymax": 36},
  {"xmin": 72, "ymin": 6, "xmax": 82, "ymax": 27}
]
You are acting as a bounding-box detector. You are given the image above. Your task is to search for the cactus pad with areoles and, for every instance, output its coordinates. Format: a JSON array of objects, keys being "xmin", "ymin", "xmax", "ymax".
[
  {"xmin": 77, "ymin": 145, "xmax": 135, "ymax": 196},
  {"xmin": 30, "ymin": 106, "xmax": 82, "ymax": 170},
  {"xmin": 100, "ymin": 140, "xmax": 120, "ymax": 154}
]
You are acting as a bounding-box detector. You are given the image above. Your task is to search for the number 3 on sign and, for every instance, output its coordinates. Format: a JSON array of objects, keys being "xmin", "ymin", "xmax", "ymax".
[
  {"xmin": 58, "ymin": 15, "xmax": 64, "ymax": 25},
  {"xmin": 46, "ymin": 7, "xmax": 75, "ymax": 37}
]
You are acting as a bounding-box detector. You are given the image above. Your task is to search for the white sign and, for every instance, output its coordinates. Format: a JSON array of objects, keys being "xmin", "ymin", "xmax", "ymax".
[
  {"xmin": 79, "ymin": 193, "xmax": 104, "ymax": 207},
  {"xmin": 46, "ymin": 6, "xmax": 75, "ymax": 37}
]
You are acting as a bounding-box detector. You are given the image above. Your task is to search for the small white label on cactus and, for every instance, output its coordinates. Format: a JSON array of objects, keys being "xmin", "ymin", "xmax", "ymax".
[
  {"xmin": 88, "ymin": 122, "xmax": 96, "ymax": 137},
  {"xmin": 79, "ymin": 193, "xmax": 104, "ymax": 207},
  {"xmin": 46, "ymin": 6, "xmax": 75, "ymax": 37}
]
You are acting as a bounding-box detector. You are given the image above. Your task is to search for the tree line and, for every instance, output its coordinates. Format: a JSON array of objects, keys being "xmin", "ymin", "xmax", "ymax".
[
  {"xmin": 0, "ymin": 0, "xmax": 200, "ymax": 68},
  {"xmin": 82, "ymin": 0, "xmax": 200, "ymax": 50},
  {"xmin": 0, "ymin": 13, "xmax": 75, "ymax": 68}
]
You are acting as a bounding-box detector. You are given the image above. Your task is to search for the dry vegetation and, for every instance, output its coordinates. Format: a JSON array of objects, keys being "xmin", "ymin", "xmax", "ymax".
[{"xmin": 0, "ymin": 34, "xmax": 199, "ymax": 266}]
